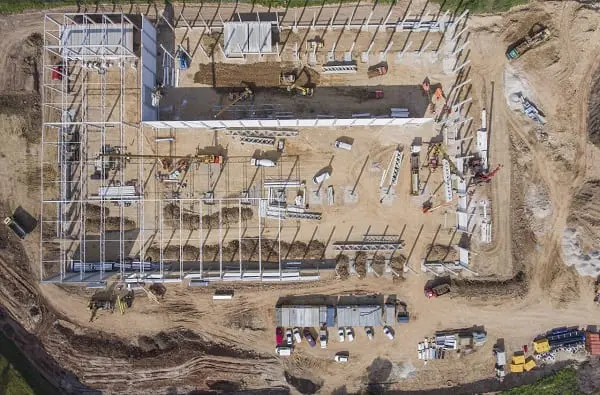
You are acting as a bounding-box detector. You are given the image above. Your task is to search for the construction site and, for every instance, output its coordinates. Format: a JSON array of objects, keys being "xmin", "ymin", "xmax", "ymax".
[
  {"xmin": 3, "ymin": 0, "xmax": 600, "ymax": 393},
  {"xmin": 40, "ymin": 5, "xmax": 482, "ymax": 286}
]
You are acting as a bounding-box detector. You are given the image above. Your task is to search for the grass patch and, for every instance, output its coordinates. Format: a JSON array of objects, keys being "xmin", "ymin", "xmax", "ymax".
[
  {"xmin": 0, "ymin": 332, "xmax": 60, "ymax": 395},
  {"xmin": 501, "ymin": 368, "xmax": 582, "ymax": 395},
  {"xmin": 430, "ymin": 0, "xmax": 529, "ymax": 14},
  {"xmin": 0, "ymin": 355, "xmax": 35, "ymax": 395}
]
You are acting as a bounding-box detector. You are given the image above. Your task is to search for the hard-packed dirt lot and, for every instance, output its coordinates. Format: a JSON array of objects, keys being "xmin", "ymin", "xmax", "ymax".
[{"xmin": 3, "ymin": 1, "xmax": 600, "ymax": 394}]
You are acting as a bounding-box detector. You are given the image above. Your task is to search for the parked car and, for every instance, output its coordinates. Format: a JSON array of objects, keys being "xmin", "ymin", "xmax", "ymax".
[
  {"xmin": 334, "ymin": 353, "xmax": 349, "ymax": 363},
  {"xmin": 286, "ymin": 328, "xmax": 293, "ymax": 344},
  {"xmin": 275, "ymin": 346, "xmax": 292, "ymax": 356},
  {"xmin": 319, "ymin": 327, "xmax": 328, "ymax": 349},
  {"xmin": 293, "ymin": 327, "xmax": 302, "ymax": 343},
  {"xmin": 338, "ymin": 328, "xmax": 345, "ymax": 342},
  {"xmin": 345, "ymin": 327, "xmax": 354, "ymax": 342},
  {"xmin": 365, "ymin": 327, "xmax": 374, "ymax": 340},
  {"xmin": 303, "ymin": 328, "xmax": 316, "ymax": 347},
  {"xmin": 276, "ymin": 327, "xmax": 284, "ymax": 345},
  {"xmin": 383, "ymin": 326, "xmax": 394, "ymax": 340},
  {"xmin": 313, "ymin": 171, "xmax": 330, "ymax": 184}
]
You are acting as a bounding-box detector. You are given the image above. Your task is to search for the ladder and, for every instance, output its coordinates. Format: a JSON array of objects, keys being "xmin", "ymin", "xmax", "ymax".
[
  {"xmin": 240, "ymin": 136, "xmax": 275, "ymax": 146},
  {"xmin": 141, "ymin": 286, "xmax": 160, "ymax": 304}
]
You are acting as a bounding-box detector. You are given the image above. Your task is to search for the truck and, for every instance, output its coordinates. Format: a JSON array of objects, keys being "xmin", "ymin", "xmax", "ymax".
[
  {"xmin": 506, "ymin": 24, "xmax": 551, "ymax": 61},
  {"xmin": 3, "ymin": 216, "xmax": 26, "ymax": 239},
  {"xmin": 367, "ymin": 62, "xmax": 388, "ymax": 78},
  {"xmin": 410, "ymin": 145, "xmax": 421, "ymax": 196},
  {"xmin": 334, "ymin": 140, "xmax": 352, "ymax": 150},
  {"xmin": 251, "ymin": 158, "xmax": 276, "ymax": 167},
  {"xmin": 319, "ymin": 327, "xmax": 327, "ymax": 349},
  {"xmin": 424, "ymin": 283, "xmax": 451, "ymax": 299}
]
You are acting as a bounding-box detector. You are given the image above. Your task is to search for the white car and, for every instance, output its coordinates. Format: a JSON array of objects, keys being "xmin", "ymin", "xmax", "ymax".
[
  {"xmin": 365, "ymin": 327, "xmax": 374, "ymax": 340},
  {"xmin": 286, "ymin": 328, "xmax": 293, "ymax": 344},
  {"xmin": 383, "ymin": 326, "xmax": 394, "ymax": 340},
  {"xmin": 312, "ymin": 171, "xmax": 330, "ymax": 184},
  {"xmin": 345, "ymin": 327, "xmax": 354, "ymax": 342},
  {"xmin": 338, "ymin": 328, "xmax": 345, "ymax": 342},
  {"xmin": 334, "ymin": 353, "xmax": 349, "ymax": 363},
  {"xmin": 293, "ymin": 327, "xmax": 302, "ymax": 343}
]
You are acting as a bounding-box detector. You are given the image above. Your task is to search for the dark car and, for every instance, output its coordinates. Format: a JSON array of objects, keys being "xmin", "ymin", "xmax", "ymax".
[
  {"xmin": 276, "ymin": 327, "xmax": 284, "ymax": 345},
  {"xmin": 303, "ymin": 328, "xmax": 316, "ymax": 347}
]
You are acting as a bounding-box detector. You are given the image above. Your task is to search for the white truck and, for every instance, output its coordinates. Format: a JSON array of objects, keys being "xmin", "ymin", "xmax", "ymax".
[
  {"xmin": 251, "ymin": 158, "xmax": 276, "ymax": 167},
  {"xmin": 319, "ymin": 328, "xmax": 328, "ymax": 349},
  {"xmin": 334, "ymin": 140, "xmax": 353, "ymax": 150}
]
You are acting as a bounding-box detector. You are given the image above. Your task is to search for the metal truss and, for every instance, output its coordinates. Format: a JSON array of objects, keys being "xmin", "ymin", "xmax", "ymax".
[
  {"xmin": 226, "ymin": 129, "xmax": 299, "ymax": 138},
  {"xmin": 332, "ymin": 242, "xmax": 404, "ymax": 251},
  {"xmin": 240, "ymin": 136, "xmax": 276, "ymax": 146},
  {"xmin": 362, "ymin": 235, "xmax": 400, "ymax": 242}
]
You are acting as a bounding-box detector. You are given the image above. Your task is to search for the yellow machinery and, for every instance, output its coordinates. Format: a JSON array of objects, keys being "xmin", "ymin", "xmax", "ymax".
[
  {"xmin": 279, "ymin": 72, "xmax": 296, "ymax": 86},
  {"xmin": 533, "ymin": 338, "xmax": 550, "ymax": 353},
  {"xmin": 524, "ymin": 357, "xmax": 536, "ymax": 372}
]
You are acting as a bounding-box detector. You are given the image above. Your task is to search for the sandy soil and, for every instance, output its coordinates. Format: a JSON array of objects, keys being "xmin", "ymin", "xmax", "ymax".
[{"xmin": 2, "ymin": 1, "xmax": 600, "ymax": 394}]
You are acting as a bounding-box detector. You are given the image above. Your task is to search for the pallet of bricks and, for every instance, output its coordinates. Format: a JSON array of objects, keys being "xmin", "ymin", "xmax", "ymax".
[
  {"xmin": 585, "ymin": 329, "xmax": 600, "ymax": 355},
  {"xmin": 418, "ymin": 329, "xmax": 487, "ymax": 361}
]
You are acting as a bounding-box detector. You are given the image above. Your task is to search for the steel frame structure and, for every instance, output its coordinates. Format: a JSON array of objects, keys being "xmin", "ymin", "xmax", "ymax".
[
  {"xmin": 40, "ymin": 12, "xmax": 306, "ymax": 285},
  {"xmin": 41, "ymin": 13, "xmax": 140, "ymax": 284}
]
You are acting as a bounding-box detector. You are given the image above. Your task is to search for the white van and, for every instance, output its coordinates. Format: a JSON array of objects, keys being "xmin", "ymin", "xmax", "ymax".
[
  {"xmin": 334, "ymin": 140, "xmax": 353, "ymax": 151},
  {"xmin": 275, "ymin": 346, "xmax": 292, "ymax": 356}
]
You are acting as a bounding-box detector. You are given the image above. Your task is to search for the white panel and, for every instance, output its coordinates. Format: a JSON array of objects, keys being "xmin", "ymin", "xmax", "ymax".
[
  {"xmin": 391, "ymin": 118, "xmax": 411, "ymax": 126},
  {"xmin": 351, "ymin": 118, "xmax": 373, "ymax": 126},
  {"xmin": 141, "ymin": 16, "xmax": 158, "ymax": 122},
  {"xmin": 371, "ymin": 118, "xmax": 392, "ymax": 126},
  {"xmin": 336, "ymin": 119, "xmax": 354, "ymax": 126},
  {"xmin": 240, "ymin": 119, "xmax": 262, "ymax": 128},
  {"xmin": 257, "ymin": 120, "xmax": 279, "ymax": 128},
  {"xmin": 142, "ymin": 118, "xmax": 432, "ymax": 129},
  {"xmin": 297, "ymin": 119, "xmax": 314, "ymax": 127},
  {"xmin": 316, "ymin": 119, "xmax": 336, "ymax": 126}
]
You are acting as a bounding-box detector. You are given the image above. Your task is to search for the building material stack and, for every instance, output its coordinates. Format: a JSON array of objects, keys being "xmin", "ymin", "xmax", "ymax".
[{"xmin": 585, "ymin": 331, "xmax": 600, "ymax": 355}]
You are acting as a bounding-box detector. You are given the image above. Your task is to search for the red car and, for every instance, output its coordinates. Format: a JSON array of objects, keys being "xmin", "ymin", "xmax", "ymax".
[
  {"xmin": 51, "ymin": 65, "xmax": 63, "ymax": 81},
  {"xmin": 276, "ymin": 327, "xmax": 284, "ymax": 345}
]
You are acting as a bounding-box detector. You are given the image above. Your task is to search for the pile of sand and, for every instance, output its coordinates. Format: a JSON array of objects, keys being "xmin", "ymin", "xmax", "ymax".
[
  {"xmin": 561, "ymin": 227, "xmax": 600, "ymax": 277},
  {"xmin": 503, "ymin": 65, "xmax": 538, "ymax": 113},
  {"xmin": 562, "ymin": 181, "xmax": 600, "ymax": 277}
]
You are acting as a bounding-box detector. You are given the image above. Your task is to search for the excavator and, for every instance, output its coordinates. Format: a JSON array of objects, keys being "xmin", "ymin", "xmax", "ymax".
[
  {"xmin": 286, "ymin": 82, "xmax": 313, "ymax": 97},
  {"xmin": 506, "ymin": 24, "xmax": 551, "ymax": 61}
]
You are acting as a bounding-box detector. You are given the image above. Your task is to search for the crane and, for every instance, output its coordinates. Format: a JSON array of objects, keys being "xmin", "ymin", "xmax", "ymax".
[
  {"xmin": 214, "ymin": 88, "xmax": 253, "ymax": 119},
  {"xmin": 473, "ymin": 164, "xmax": 503, "ymax": 184}
]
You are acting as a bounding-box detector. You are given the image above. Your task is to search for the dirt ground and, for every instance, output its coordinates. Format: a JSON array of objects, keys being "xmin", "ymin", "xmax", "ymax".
[{"xmin": 3, "ymin": 1, "xmax": 600, "ymax": 394}]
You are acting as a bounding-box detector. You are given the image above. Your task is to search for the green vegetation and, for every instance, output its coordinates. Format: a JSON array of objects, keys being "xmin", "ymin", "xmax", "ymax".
[
  {"xmin": 501, "ymin": 368, "xmax": 582, "ymax": 395},
  {"xmin": 0, "ymin": 333, "xmax": 60, "ymax": 395},
  {"xmin": 430, "ymin": 0, "xmax": 529, "ymax": 14},
  {"xmin": 0, "ymin": 353, "xmax": 35, "ymax": 395}
]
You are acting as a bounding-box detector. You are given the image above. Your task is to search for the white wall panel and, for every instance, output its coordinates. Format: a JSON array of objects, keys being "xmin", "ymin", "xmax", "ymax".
[{"xmin": 144, "ymin": 118, "xmax": 433, "ymax": 129}]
